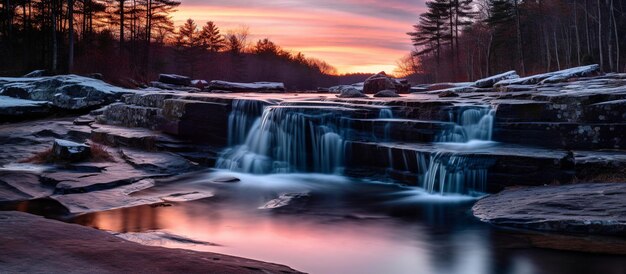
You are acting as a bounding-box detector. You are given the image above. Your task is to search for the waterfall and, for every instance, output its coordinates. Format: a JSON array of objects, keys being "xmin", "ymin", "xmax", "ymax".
[
  {"xmin": 437, "ymin": 107, "xmax": 495, "ymax": 143},
  {"xmin": 227, "ymin": 99, "xmax": 267, "ymax": 146},
  {"xmin": 378, "ymin": 108, "xmax": 393, "ymax": 119},
  {"xmin": 419, "ymin": 106, "xmax": 497, "ymax": 195},
  {"xmin": 217, "ymin": 101, "xmax": 348, "ymax": 174}
]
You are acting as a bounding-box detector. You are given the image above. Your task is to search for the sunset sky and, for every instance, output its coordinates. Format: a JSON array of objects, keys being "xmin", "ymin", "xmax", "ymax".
[{"xmin": 173, "ymin": 0, "xmax": 426, "ymax": 74}]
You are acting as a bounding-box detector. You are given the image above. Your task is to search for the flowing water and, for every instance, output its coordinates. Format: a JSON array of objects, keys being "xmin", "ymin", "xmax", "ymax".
[
  {"xmin": 65, "ymin": 171, "xmax": 625, "ymax": 274},
  {"xmin": 16, "ymin": 99, "xmax": 623, "ymax": 273}
]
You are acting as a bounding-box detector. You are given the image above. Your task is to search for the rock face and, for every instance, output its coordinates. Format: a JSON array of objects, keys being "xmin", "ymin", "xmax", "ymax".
[
  {"xmin": 205, "ymin": 80, "xmax": 285, "ymax": 93},
  {"xmin": 158, "ymin": 74, "xmax": 191, "ymax": 86},
  {"xmin": 472, "ymin": 183, "xmax": 626, "ymax": 236},
  {"xmin": 52, "ymin": 139, "xmax": 91, "ymax": 162},
  {"xmin": 373, "ymin": 89, "xmax": 400, "ymax": 98},
  {"xmin": 0, "ymin": 95, "xmax": 51, "ymax": 121},
  {"xmin": 474, "ymin": 70, "xmax": 519, "ymax": 88},
  {"xmin": 0, "ymin": 75, "xmax": 134, "ymax": 110},
  {"xmin": 0, "ymin": 211, "xmax": 302, "ymax": 273},
  {"xmin": 363, "ymin": 71, "xmax": 410, "ymax": 94}
]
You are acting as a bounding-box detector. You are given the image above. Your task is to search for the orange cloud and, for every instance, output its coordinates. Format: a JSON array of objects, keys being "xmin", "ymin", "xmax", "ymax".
[{"xmin": 172, "ymin": 3, "xmax": 423, "ymax": 74}]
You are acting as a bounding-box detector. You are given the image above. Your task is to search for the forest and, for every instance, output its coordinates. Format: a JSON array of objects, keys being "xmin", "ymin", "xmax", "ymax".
[
  {"xmin": 0, "ymin": 0, "xmax": 340, "ymax": 89},
  {"xmin": 405, "ymin": 0, "xmax": 626, "ymax": 82}
]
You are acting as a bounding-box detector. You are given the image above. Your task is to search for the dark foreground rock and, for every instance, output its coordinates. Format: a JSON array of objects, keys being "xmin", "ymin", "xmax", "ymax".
[
  {"xmin": 0, "ymin": 211, "xmax": 302, "ymax": 273},
  {"xmin": 473, "ymin": 183, "xmax": 626, "ymax": 236},
  {"xmin": 158, "ymin": 74, "xmax": 191, "ymax": 86},
  {"xmin": 52, "ymin": 139, "xmax": 91, "ymax": 162}
]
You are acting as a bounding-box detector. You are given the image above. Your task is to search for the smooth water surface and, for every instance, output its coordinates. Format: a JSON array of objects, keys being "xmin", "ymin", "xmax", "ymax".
[{"xmin": 69, "ymin": 171, "xmax": 625, "ymax": 274}]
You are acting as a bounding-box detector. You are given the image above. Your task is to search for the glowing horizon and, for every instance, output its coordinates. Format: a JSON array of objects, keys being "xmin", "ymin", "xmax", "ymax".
[{"xmin": 172, "ymin": 1, "xmax": 426, "ymax": 74}]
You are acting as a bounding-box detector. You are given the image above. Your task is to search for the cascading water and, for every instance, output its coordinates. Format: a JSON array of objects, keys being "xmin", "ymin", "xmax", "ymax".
[
  {"xmin": 419, "ymin": 106, "xmax": 497, "ymax": 195},
  {"xmin": 216, "ymin": 101, "xmax": 349, "ymax": 174},
  {"xmin": 436, "ymin": 107, "xmax": 495, "ymax": 143}
]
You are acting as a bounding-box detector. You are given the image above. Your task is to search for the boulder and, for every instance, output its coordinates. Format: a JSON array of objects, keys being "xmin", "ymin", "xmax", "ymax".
[
  {"xmin": 473, "ymin": 183, "xmax": 626, "ymax": 236},
  {"xmin": 52, "ymin": 139, "xmax": 91, "ymax": 162},
  {"xmin": 474, "ymin": 70, "xmax": 519, "ymax": 88},
  {"xmin": 205, "ymin": 80, "xmax": 286, "ymax": 93},
  {"xmin": 335, "ymin": 87, "xmax": 367, "ymax": 98},
  {"xmin": 373, "ymin": 89, "xmax": 400, "ymax": 98},
  {"xmin": 363, "ymin": 72, "xmax": 394, "ymax": 94},
  {"xmin": 158, "ymin": 74, "xmax": 191, "ymax": 86},
  {"xmin": 328, "ymin": 83, "xmax": 364, "ymax": 93}
]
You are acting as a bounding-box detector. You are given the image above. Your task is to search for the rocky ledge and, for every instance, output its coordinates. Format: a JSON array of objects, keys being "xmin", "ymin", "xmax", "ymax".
[
  {"xmin": 0, "ymin": 211, "xmax": 301, "ymax": 273},
  {"xmin": 472, "ymin": 183, "xmax": 626, "ymax": 236}
]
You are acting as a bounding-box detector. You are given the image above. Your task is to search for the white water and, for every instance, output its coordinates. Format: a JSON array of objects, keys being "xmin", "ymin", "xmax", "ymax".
[
  {"xmin": 217, "ymin": 102, "xmax": 348, "ymax": 174},
  {"xmin": 420, "ymin": 106, "xmax": 497, "ymax": 195}
]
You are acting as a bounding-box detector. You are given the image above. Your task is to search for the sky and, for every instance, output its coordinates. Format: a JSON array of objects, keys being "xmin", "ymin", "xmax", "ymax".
[{"xmin": 173, "ymin": 0, "xmax": 427, "ymax": 74}]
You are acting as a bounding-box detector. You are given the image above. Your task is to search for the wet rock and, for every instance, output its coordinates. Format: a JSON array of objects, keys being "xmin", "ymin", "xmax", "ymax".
[
  {"xmin": 0, "ymin": 171, "xmax": 53, "ymax": 202},
  {"xmin": 335, "ymin": 87, "xmax": 367, "ymax": 98},
  {"xmin": 373, "ymin": 89, "xmax": 401, "ymax": 98},
  {"xmin": 0, "ymin": 211, "xmax": 303, "ymax": 273},
  {"xmin": 205, "ymin": 80, "xmax": 285, "ymax": 93},
  {"xmin": 212, "ymin": 176, "xmax": 241, "ymax": 183},
  {"xmin": 52, "ymin": 139, "xmax": 91, "ymax": 162},
  {"xmin": 119, "ymin": 148, "xmax": 195, "ymax": 174},
  {"xmin": 259, "ymin": 193, "xmax": 310, "ymax": 211},
  {"xmin": 23, "ymin": 70, "xmax": 46, "ymax": 77},
  {"xmin": 473, "ymin": 183, "xmax": 626, "ymax": 236},
  {"xmin": 474, "ymin": 70, "xmax": 519, "ymax": 88},
  {"xmin": 158, "ymin": 74, "xmax": 192, "ymax": 86}
]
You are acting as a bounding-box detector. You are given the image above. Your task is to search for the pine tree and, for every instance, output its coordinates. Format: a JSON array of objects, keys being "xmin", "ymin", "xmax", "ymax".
[
  {"xmin": 407, "ymin": 0, "xmax": 451, "ymax": 79},
  {"xmin": 198, "ymin": 21, "xmax": 224, "ymax": 52},
  {"xmin": 175, "ymin": 18, "xmax": 199, "ymax": 47}
]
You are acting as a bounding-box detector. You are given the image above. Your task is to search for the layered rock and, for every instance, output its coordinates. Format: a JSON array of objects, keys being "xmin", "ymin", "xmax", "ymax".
[
  {"xmin": 0, "ymin": 75, "xmax": 134, "ymax": 110},
  {"xmin": 473, "ymin": 183, "xmax": 626, "ymax": 236}
]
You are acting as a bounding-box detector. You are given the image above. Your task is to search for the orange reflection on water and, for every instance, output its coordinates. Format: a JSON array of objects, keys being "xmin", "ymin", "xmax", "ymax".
[{"xmin": 75, "ymin": 202, "xmax": 433, "ymax": 274}]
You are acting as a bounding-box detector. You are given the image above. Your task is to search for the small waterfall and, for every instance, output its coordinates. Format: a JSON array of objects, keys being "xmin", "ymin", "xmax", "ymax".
[
  {"xmin": 437, "ymin": 107, "xmax": 495, "ymax": 143},
  {"xmin": 421, "ymin": 152, "xmax": 494, "ymax": 195},
  {"xmin": 378, "ymin": 108, "xmax": 393, "ymax": 119},
  {"xmin": 217, "ymin": 102, "xmax": 348, "ymax": 174},
  {"xmin": 227, "ymin": 99, "xmax": 267, "ymax": 145},
  {"xmin": 418, "ymin": 106, "xmax": 496, "ymax": 195}
]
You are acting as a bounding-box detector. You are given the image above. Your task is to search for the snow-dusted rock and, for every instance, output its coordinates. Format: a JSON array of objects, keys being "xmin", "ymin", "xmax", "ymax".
[
  {"xmin": 52, "ymin": 139, "xmax": 91, "ymax": 162},
  {"xmin": 158, "ymin": 74, "xmax": 191, "ymax": 86},
  {"xmin": 0, "ymin": 95, "xmax": 50, "ymax": 119},
  {"xmin": 205, "ymin": 80, "xmax": 285, "ymax": 93},
  {"xmin": 474, "ymin": 70, "xmax": 519, "ymax": 88},
  {"xmin": 495, "ymin": 64, "xmax": 601, "ymax": 86},
  {"xmin": 0, "ymin": 75, "xmax": 135, "ymax": 110},
  {"xmin": 328, "ymin": 82, "xmax": 364, "ymax": 93},
  {"xmin": 335, "ymin": 86, "xmax": 367, "ymax": 98},
  {"xmin": 23, "ymin": 70, "xmax": 46, "ymax": 78}
]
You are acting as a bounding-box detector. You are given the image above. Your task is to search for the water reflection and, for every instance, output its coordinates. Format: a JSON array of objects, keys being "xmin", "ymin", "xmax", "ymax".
[{"xmin": 67, "ymin": 171, "xmax": 625, "ymax": 274}]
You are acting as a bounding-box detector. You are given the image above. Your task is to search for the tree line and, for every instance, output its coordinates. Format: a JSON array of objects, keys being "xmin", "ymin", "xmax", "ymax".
[
  {"xmin": 0, "ymin": 0, "xmax": 338, "ymax": 89},
  {"xmin": 405, "ymin": 0, "xmax": 626, "ymax": 82}
]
